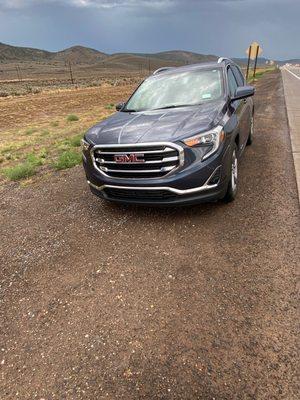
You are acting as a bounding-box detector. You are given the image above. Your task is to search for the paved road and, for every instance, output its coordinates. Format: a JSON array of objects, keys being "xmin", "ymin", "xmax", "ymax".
[
  {"xmin": 1, "ymin": 71, "xmax": 299, "ymax": 399},
  {"xmin": 281, "ymin": 66, "xmax": 300, "ymax": 200}
]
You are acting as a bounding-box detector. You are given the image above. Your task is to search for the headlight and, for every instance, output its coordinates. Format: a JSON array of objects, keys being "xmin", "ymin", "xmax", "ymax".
[
  {"xmin": 81, "ymin": 138, "xmax": 90, "ymax": 152},
  {"xmin": 183, "ymin": 125, "xmax": 225, "ymax": 160}
]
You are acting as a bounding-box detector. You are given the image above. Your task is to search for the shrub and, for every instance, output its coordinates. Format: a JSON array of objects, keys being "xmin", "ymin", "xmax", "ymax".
[
  {"xmin": 68, "ymin": 133, "xmax": 83, "ymax": 147},
  {"xmin": 39, "ymin": 148, "xmax": 48, "ymax": 159},
  {"xmin": 25, "ymin": 127, "xmax": 37, "ymax": 135},
  {"xmin": 67, "ymin": 114, "xmax": 79, "ymax": 122},
  {"xmin": 105, "ymin": 103, "xmax": 115, "ymax": 110},
  {"xmin": 26, "ymin": 153, "xmax": 43, "ymax": 166},
  {"xmin": 53, "ymin": 150, "xmax": 82, "ymax": 170},
  {"xmin": 40, "ymin": 129, "xmax": 49, "ymax": 136},
  {"xmin": 3, "ymin": 162, "xmax": 36, "ymax": 181}
]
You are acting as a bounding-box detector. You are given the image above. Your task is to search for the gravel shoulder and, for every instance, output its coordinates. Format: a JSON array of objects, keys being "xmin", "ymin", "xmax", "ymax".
[{"xmin": 0, "ymin": 71, "xmax": 299, "ymax": 399}]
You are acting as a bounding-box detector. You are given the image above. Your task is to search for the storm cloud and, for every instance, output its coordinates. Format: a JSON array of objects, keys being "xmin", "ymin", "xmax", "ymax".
[{"xmin": 0, "ymin": 0, "xmax": 298, "ymax": 59}]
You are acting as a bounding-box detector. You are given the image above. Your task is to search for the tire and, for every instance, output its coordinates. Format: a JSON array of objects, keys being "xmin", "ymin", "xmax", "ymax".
[
  {"xmin": 223, "ymin": 144, "xmax": 238, "ymax": 203},
  {"xmin": 247, "ymin": 113, "xmax": 254, "ymax": 146}
]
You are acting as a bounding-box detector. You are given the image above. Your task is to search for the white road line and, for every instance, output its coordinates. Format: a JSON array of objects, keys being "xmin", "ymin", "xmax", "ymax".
[{"xmin": 284, "ymin": 67, "xmax": 300, "ymax": 80}]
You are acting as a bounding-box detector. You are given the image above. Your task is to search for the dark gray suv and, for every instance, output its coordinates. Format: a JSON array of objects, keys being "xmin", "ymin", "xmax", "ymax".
[{"xmin": 82, "ymin": 58, "xmax": 254, "ymax": 205}]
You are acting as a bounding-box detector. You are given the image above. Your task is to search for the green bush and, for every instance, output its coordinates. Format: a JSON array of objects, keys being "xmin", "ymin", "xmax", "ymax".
[
  {"xmin": 39, "ymin": 148, "xmax": 48, "ymax": 159},
  {"xmin": 25, "ymin": 128, "xmax": 37, "ymax": 135},
  {"xmin": 3, "ymin": 162, "xmax": 36, "ymax": 181},
  {"xmin": 26, "ymin": 153, "xmax": 43, "ymax": 166},
  {"xmin": 53, "ymin": 150, "xmax": 82, "ymax": 170},
  {"xmin": 67, "ymin": 114, "xmax": 79, "ymax": 122},
  {"xmin": 40, "ymin": 129, "xmax": 49, "ymax": 136},
  {"xmin": 105, "ymin": 103, "xmax": 115, "ymax": 110},
  {"xmin": 68, "ymin": 133, "xmax": 83, "ymax": 147}
]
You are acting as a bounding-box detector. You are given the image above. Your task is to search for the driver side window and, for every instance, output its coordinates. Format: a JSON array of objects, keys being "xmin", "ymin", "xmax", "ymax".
[{"xmin": 227, "ymin": 67, "xmax": 238, "ymax": 98}]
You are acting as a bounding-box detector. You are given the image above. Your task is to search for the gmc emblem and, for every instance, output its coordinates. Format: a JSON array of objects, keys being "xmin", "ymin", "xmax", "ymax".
[{"xmin": 114, "ymin": 153, "xmax": 145, "ymax": 163}]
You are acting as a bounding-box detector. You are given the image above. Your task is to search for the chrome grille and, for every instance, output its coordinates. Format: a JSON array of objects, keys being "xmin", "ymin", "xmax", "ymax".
[{"xmin": 91, "ymin": 142, "xmax": 183, "ymax": 179}]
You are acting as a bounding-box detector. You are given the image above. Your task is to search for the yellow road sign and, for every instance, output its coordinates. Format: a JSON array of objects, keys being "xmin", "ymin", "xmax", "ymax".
[{"xmin": 246, "ymin": 42, "xmax": 263, "ymax": 60}]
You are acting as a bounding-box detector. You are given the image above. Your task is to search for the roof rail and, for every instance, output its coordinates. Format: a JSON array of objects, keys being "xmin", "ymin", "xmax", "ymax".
[
  {"xmin": 217, "ymin": 57, "xmax": 233, "ymax": 64},
  {"xmin": 152, "ymin": 67, "xmax": 175, "ymax": 75}
]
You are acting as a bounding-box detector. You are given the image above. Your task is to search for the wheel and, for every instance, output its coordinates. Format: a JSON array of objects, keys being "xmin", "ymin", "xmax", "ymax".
[
  {"xmin": 247, "ymin": 113, "xmax": 254, "ymax": 146},
  {"xmin": 223, "ymin": 144, "xmax": 238, "ymax": 203}
]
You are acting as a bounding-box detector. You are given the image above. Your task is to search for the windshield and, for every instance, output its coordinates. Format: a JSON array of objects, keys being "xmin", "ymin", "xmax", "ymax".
[{"xmin": 124, "ymin": 68, "xmax": 223, "ymax": 112}]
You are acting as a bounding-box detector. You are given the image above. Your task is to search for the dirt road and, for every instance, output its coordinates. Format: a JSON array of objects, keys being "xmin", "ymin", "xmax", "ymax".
[{"xmin": 1, "ymin": 71, "xmax": 299, "ymax": 399}]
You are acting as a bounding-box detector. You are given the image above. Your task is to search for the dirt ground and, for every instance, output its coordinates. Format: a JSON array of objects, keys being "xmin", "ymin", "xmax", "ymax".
[
  {"xmin": 0, "ymin": 71, "xmax": 299, "ymax": 399},
  {"xmin": 0, "ymin": 84, "xmax": 135, "ymax": 131}
]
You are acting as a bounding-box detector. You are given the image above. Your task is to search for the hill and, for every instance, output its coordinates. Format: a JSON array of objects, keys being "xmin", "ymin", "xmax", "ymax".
[
  {"xmin": 52, "ymin": 45, "xmax": 107, "ymax": 64},
  {"xmin": 0, "ymin": 42, "xmax": 219, "ymax": 66},
  {"xmin": 0, "ymin": 42, "xmax": 108, "ymax": 64},
  {"xmin": 103, "ymin": 53, "xmax": 183, "ymax": 70},
  {"xmin": 1, "ymin": 42, "xmax": 298, "ymax": 69},
  {"xmin": 145, "ymin": 50, "xmax": 218, "ymax": 64},
  {"xmin": 0, "ymin": 42, "xmax": 52, "ymax": 62}
]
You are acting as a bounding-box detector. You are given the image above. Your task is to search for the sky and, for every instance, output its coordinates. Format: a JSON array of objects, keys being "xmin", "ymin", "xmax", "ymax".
[{"xmin": 0, "ymin": 0, "xmax": 299, "ymax": 60}]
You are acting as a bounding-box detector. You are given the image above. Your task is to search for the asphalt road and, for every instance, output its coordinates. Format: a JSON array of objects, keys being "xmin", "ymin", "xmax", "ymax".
[
  {"xmin": 282, "ymin": 66, "xmax": 300, "ymax": 199},
  {"xmin": 1, "ymin": 71, "xmax": 299, "ymax": 399}
]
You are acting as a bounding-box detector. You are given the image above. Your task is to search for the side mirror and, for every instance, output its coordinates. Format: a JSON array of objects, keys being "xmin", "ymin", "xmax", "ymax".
[
  {"xmin": 116, "ymin": 102, "xmax": 125, "ymax": 111},
  {"xmin": 232, "ymin": 86, "xmax": 255, "ymax": 101}
]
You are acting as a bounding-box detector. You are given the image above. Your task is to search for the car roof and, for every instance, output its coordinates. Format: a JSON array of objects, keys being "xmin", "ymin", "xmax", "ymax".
[{"xmin": 152, "ymin": 58, "xmax": 236, "ymax": 76}]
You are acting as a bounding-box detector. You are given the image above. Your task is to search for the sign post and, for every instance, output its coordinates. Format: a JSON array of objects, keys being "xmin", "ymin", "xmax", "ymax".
[
  {"xmin": 246, "ymin": 45, "xmax": 252, "ymax": 80},
  {"xmin": 253, "ymin": 45, "xmax": 260, "ymax": 79},
  {"xmin": 245, "ymin": 42, "xmax": 263, "ymax": 81}
]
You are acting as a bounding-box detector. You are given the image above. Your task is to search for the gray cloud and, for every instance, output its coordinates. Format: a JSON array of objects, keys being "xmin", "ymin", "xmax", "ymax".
[
  {"xmin": 0, "ymin": 0, "xmax": 247, "ymax": 10},
  {"xmin": 0, "ymin": 0, "xmax": 299, "ymax": 60}
]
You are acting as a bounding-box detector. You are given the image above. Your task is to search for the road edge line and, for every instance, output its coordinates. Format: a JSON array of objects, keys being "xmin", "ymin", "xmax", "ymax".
[{"xmin": 281, "ymin": 69, "xmax": 300, "ymax": 203}]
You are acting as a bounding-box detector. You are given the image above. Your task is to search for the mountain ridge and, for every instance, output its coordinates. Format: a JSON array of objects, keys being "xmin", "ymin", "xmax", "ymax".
[{"xmin": 0, "ymin": 42, "xmax": 298, "ymax": 66}]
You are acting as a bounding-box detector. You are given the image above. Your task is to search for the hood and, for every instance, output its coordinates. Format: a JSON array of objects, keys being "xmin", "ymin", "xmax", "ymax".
[{"xmin": 86, "ymin": 101, "xmax": 226, "ymax": 145}]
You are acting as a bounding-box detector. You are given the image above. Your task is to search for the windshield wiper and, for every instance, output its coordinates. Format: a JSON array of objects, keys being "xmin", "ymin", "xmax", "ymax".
[
  {"xmin": 151, "ymin": 104, "xmax": 198, "ymax": 111},
  {"xmin": 122, "ymin": 104, "xmax": 199, "ymax": 113},
  {"xmin": 122, "ymin": 109, "xmax": 138, "ymax": 112}
]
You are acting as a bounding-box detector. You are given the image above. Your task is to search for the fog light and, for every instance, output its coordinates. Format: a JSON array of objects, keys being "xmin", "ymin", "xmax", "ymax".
[{"xmin": 208, "ymin": 167, "xmax": 221, "ymax": 185}]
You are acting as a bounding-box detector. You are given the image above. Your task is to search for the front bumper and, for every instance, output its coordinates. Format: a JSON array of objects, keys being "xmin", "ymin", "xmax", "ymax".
[{"xmin": 83, "ymin": 141, "xmax": 231, "ymax": 205}]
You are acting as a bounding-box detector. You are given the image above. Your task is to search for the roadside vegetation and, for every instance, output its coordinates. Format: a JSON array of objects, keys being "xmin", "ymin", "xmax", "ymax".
[
  {"xmin": 67, "ymin": 114, "xmax": 79, "ymax": 122},
  {"xmin": 247, "ymin": 66, "xmax": 277, "ymax": 83},
  {"xmin": 0, "ymin": 82, "xmax": 136, "ymax": 185},
  {"xmin": 0, "ymin": 110, "xmax": 109, "ymax": 183}
]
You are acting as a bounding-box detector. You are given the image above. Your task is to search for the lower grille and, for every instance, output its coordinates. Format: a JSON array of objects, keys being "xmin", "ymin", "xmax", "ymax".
[
  {"xmin": 104, "ymin": 188, "xmax": 176, "ymax": 201},
  {"xmin": 92, "ymin": 142, "xmax": 183, "ymax": 179}
]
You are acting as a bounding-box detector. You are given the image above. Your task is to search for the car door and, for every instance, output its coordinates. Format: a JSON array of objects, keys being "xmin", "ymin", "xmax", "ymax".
[
  {"xmin": 231, "ymin": 65, "xmax": 252, "ymax": 138},
  {"xmin": 227, "ymin": 66, "xmax": 249, "ymax": 152}
]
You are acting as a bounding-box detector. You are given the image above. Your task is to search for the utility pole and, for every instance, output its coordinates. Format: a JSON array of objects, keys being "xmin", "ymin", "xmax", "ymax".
[
  {"xmin": 68, "ymin": 61, "xmax": 74, "ymax": 84},
  {"xmin": 148, "ymin": 58, "xmax": 151, "ymax": 74}
]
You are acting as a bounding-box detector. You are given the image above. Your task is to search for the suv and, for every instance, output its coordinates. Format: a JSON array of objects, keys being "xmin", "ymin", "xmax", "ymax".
[{"xmin": 82, "ymin": 58, "xmax": 254, "ymax": 205}]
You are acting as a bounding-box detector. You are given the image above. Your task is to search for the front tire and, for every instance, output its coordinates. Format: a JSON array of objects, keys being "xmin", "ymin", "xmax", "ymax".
[{"xmin": 223, "ymin": 144, "xmax": 238, "ymax": 203}]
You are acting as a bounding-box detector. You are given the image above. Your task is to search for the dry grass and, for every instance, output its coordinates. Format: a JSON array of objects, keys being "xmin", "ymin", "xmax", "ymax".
[
  {"xmin": 0, "ymin": 83, "xmax": 135, "ymax": 184},
  {"xmin": 247, "ymin": 66, "xmax": 277, "ymax": 83}
]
